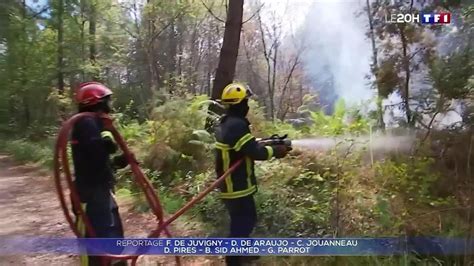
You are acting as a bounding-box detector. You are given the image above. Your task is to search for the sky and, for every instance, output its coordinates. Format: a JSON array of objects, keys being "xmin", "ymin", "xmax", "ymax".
[
  {"xmin": 27, "ymin": 0, "xmax": 48, "ymax": 11},
  {"xmin": 258, "ymin": 0, "xmax": 312, "ymax": 36}
]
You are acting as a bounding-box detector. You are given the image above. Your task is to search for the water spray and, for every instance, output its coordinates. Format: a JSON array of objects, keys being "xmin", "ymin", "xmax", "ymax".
[{"xmin": 290, "ymin": 134, "xmax": 416, "ymax": 154}]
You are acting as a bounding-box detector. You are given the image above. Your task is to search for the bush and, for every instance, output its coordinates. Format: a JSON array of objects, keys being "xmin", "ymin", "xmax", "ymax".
[
  {"xmin": 308, "ymin": 99, "xmax": 370, "ymax": 136},
  {"xmin": 0, "ymin": 95, "xmax": 467, "ymax": 250},
  {"xmin": 1, "ymin": 139, "xmax": 53, "ymax": 169},
  {"xmin": 374, "ymin": 157, "xmax": 455, "ymax": 207},
  {"xmin": 141, "ymin": 95, "xmax": 214, "ymax": 183},
  {"xmin": 247, "ymin": 100, "xmax": 303, "ymax": 139}
]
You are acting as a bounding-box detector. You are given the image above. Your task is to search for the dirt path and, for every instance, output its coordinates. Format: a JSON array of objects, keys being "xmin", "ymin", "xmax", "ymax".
[
  {"xmin": 0, "ymin": 154, "xmax": 222, "ymax": 266},
  {"xmin": 0, "ymin": 154, "xmax": 75, "ymax": 265}
]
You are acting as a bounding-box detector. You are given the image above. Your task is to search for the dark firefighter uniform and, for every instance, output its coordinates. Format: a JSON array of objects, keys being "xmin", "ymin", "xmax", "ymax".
[
  {"xmin": 215, "ymin": 115, "xmax": 273, "ymax": 199},
  {"xmin": 214, "ymin": 82, "xmax": 289, "ymax": 266},
  {"xmin": 71, "ymin": 82, "xmax": 128, "ymax": 266},
  {"xmin": 71, "ymin": 116, "xmax": 125, "ymax": 238}
]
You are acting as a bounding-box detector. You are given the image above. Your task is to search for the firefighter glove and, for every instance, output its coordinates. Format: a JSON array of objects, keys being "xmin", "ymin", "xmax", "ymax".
[
  {"xmin": 101, "ymin": 131, "xmax": 118, "ymax": 154},
  {"xmin": 272, "ymin": 145, "xmax": 290, "ymax": 158},
  {"xmin": 112, "ymin": 153, "xmax": 129, "ymax": 169}
]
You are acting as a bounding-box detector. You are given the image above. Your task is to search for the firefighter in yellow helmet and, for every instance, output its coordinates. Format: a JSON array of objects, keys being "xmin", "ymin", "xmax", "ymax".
[{"xmin": 214, "ymin": 82, "xmax": 290, "ymax": 266}]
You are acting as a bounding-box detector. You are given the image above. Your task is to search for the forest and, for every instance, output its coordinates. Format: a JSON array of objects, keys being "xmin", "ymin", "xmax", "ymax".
[{"xmin": 0, "ymin": 0, "xmax": 472, "ymax": 265}]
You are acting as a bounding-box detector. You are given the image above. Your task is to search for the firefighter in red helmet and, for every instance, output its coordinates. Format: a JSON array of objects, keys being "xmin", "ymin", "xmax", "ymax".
[{"xmin": 71, "ymin": 82, "xmax": 128, "ymax": 266}]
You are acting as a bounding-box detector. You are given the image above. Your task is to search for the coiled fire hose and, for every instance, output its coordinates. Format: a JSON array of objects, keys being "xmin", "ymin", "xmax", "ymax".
[{"xmin": 53, "ymin": 112, "xmax": 243, "ymax": 266}]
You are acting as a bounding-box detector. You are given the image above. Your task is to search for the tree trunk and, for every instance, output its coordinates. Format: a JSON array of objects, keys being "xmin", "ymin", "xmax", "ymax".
[
  {"xmin": 188, "ymin": 21, "xmax": 201, "ymax": 94},
  {"xmin": 177, "ymin": 16, "xmax": 184, "ymax": 78},
  {"xmin": 145, "ymin": 0, "xmax": 159, "ymax": 96},
  {"xmin": 270, "ymin": 42, "xmax": 278, "ymax": 121},
  {"xmin": 257, "ymin": 13, "xmax": 280, "ymax": 121},
  {"xmin": 206, "ymin": 19, "xmax": 213, "ymax": 96},
  {"xmin": 206, "ymin": 0, "xmax": 244, "ymax": 131},
  {"xmin": 400, "ymin": 27, "xmax": 412, "ymax": 126},
  {"xmin": 22, "ymin": 94, "xmax": 30, "ymax": 127},
  {"xmin": 80, "ymin": 0, "xmax": 86, "ymax": 79},
  {"xmin": 21, "ymin": 0, "xmax": 30, "ymax": 127},
  {"xmin": 366, "ymin": 0, "xmax": 385, "ymax": 131},
  {"xmin": 210, "ymin": 0, "xmax": 244, "ymax": 100},
  {"xmin": 277, "ymin": 55, "xmax": 299, "ymax": 120},
  {"xmin": 89, "ymin": 0, "xmax": 98, "ymax": 80},
  {"xmin": 299, "ymin": 84, "xmax": 303, "ymax": 107},
  {"xmin": 0, "ymin": 0, "xmax": 14, "ymax": 125},
  {"xmin": 168, "ymin": 20, "xmax": 177, "ymax": 93},
  {"xmin": 57, "ymin": 0, "xmax": 64, "ymax": 94}
]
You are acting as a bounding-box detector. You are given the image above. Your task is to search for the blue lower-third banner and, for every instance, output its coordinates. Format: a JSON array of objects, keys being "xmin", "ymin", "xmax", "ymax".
[{"xmin": 0, "ymin": 237, "xmax": 473, "ymax": 256}]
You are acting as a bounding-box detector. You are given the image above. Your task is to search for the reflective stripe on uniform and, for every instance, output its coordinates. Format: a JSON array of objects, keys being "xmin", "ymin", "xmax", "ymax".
[
  {"xmin": 222, "ymin": 150, "xmax": 233, "ymax": 193},
  {"xmin": 80, "ymin": 249, "xmax": 88, "ymax": 266},
  {"xmin": 219, "ymin": 185, "xmax": 257, "ymax": 199},
  {"xmin": 215, "ymin": 142, "xmax": 231, "ymax": 150},
  {"xmin": 76, "ymin": 203, "xmax": 87, "ymax": 236},
  {"xmin": 246, "ymin": 157, "xmax": 252, "ymax": 188},
  {"xmin": 215, "ymin": 133, "xmax": 254, "ymax": 152},
  {"xmin": 100, "ymin": 130, "xmax": 114, "ymax": 140},
  {"xmin": 76, "ymin": 203, "xmax": 88, "ymax": 266},
  {"xmin": 265, "ymin": 146, "xmax": 273, "ymax": 160},
  {"xmin": 215, "ymin": 133, "xmax": 255, "ymax": 197},
  {"xmin": 233, "ymin": 133, "xmax": 254, "ymax": 151}
]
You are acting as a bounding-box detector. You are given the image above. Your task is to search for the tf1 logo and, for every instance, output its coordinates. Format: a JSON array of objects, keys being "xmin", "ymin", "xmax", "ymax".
[{"xmin": 385, "ymin": 13, "xmax": 451, "ymax": 24}]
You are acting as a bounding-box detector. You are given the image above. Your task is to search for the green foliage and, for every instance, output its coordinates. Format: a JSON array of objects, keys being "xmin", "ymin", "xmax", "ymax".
[
  {"xmin": 47, "ymin": 89, "xmax": 73, "ymax": 113},
  {"xmin": 0, "ymin": 95, "xmax": 468, "ymax": 253},
  {"xmin": 429, "ymin": 49, "xmax": 473, "ymax": 100},
  {"xmin": 138, "ymin": 95, "xmax": 214, "ymax": 184},
  {"xmin": 116, "ymin": 119, "xmax": 152, "ymax": 148},
  {"xmin": 296, "ymin": 94, "xmax": 318, "ymax": 114},
  {"xmin": 0, "ymin": 139, "xmax": 53, "ymax": 169},
  {"xmin": 310, "ymin": 110, "xmax": 342, "ymax": 135},
  {"xmin": 248, "ymin": 98, "xmax": 369, "ymax": 139},
  {"xmin": 308, "ymin": 99, "xmax": 369, "ymax": 136},
  {"xmin": 374, "ymin": 157, "xmax": 456, "ymax": 207},
  {"xmin": 115, "ymin": 172, "xmax": 185, "ymax": 214},
  {"xmin": 196, "ymin": 191, "xmax": 227, "ymax": 234},
  {"xmin": 376, "ymin": 58, "xmax": 400, "ymax": 98},
  {"xmin": 153, "ymin": 183, "xmax": 186, "ymax": 214}
]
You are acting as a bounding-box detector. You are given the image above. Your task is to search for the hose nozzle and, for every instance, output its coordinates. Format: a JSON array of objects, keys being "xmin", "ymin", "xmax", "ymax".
[{"xmin": 258, "ymin": 134, "xmax": 292, "ymax": 150}]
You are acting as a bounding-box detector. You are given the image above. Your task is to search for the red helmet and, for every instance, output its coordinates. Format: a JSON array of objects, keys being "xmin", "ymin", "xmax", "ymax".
[{"xmin": 75, "ymin": 82, "xmax": 113, "ymax": 106}]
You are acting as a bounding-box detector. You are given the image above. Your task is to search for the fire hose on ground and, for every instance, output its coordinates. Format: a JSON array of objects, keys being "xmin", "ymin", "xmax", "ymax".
[{"xmin": 53, "ymin": 112, "xmax": 245, "ymax": 266}]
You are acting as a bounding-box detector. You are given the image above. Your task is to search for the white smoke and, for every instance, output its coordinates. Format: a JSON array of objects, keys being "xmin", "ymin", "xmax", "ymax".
[
  {"xmin": 259, "ymin": 0, "xmax": 374, "ymax": 106},
  {"xmin": 259, "ymin": 0, "xmax": 463, "ymax": 128},
  {"xmin": 299, "ymin": 0, "xmax": 374, "ymax": 104}
]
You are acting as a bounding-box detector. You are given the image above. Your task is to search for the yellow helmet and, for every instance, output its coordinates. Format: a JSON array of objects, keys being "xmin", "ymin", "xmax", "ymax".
[{"xmin": 220, "ymin": 82, "xmax": 253, "ymax": 105}]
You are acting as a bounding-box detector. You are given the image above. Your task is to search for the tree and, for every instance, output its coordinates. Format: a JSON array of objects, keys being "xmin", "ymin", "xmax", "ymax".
[
  {"xmin": 276, "ymin": 47, "xmax": 302, "ymax": 120},
  {"xmin": 205, "ymin": 0, "xmax": 244, "ymax": 131},
  {"xmin": 88, "ymin": 0, "xmax": 98, "ymax": 80},
  {"xmin": 55, "ymin": 0, "xmax": 65, "ymax": 94},
  {"xmin": 365, "ymin": 0, "xmax": 385, "ymax": 131},
  {"xmin": 0, "ymin": 0, "xmax": 17, "ymax": 127},
  {"xmin": 256, "ymin": 9, "xmax": 280, "ymax": 121},
  {"xmin": 372, "ymin": 1, "xmax": 435, "ymax": 127},
  {"xmin": 420, "ymin": 4, "xmax": 473, "ymax": 134},
  {"xmin": 210, "ymin": 0, "xmax": 244, "ymax": 100},
  {"xmin": 241, "ymin": 2, "xmax": 305, "ymax": 121}
]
